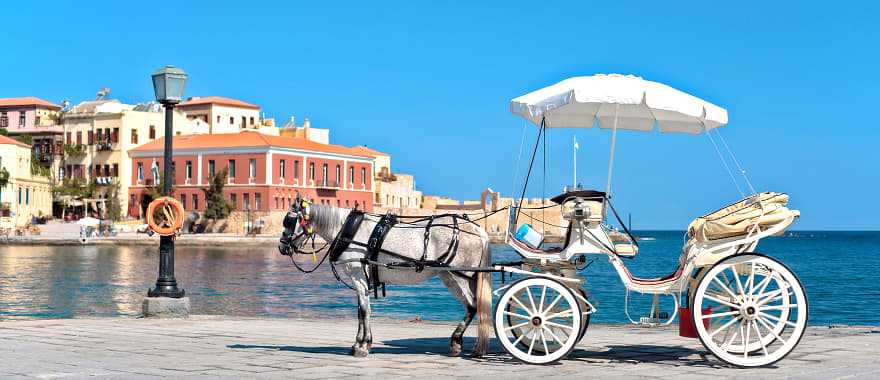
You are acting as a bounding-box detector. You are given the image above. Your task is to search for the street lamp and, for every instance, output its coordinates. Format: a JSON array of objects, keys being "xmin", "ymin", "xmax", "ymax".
[{"xmin": 147, "ymin": 65, "xmax": 187, "ymax": 299}]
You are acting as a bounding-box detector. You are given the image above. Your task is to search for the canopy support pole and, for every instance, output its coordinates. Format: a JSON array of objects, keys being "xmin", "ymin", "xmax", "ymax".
[
  {"xmin": 605, "ymin": 104, "xmax": 620, "ymax": 199},
  {"xmin": 513, "ymin": 117, "xmax": 545, "ymax": 228}
]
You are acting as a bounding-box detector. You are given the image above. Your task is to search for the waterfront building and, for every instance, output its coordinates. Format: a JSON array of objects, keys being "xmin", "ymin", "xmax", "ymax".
[
  {"xmin": 127, "ymin": 131, "xmax": 375, "ymax": 217},
  {"xmin": 0, "ymin": 97, "xmax": 64, "ymax": 176},
  {"xmin": 351, "ymin": 146, "xmax": 422, "ymax": 210},
  {"xmin": 278, "ymin": 117, "xmax": 330, "ymax": 144},
  {"xmin": 60, "ymin": 99, "xmax": 194, "ymax": 217},
  {"xmin": 176, "ymin": 96, "xmax": 264, "ymax": 134},
  {"xmin": 0, "ymin": 135, "xmax": 52, "ymax": 227}
]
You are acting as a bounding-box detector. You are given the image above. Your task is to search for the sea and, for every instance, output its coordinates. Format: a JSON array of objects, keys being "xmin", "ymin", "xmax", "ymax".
[{"xmin": 0, "ymin": 231, "xmax": 877, "ymax": 326}]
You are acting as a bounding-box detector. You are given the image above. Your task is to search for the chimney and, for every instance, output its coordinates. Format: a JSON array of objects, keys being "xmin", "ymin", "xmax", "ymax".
[{"xmin": 303, "ymin": 118, "xmax": 310, "ymax": 140}]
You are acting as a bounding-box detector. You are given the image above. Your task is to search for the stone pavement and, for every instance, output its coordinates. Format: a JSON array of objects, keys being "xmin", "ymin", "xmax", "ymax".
[{"xmin": 0, "ymin": 316, "xmax": 877, "ymax": 379}]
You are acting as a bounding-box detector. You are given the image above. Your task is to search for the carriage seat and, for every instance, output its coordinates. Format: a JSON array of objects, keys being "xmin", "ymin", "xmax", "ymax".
[{"xmin": 686, "ymin": 192, "xmax": 800, "ymax": 242}]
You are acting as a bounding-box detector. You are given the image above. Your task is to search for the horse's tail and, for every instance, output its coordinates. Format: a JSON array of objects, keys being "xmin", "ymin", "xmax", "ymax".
[{"xmin": 474, "ymin": 239, "xmax": 492, "ymax": 356}]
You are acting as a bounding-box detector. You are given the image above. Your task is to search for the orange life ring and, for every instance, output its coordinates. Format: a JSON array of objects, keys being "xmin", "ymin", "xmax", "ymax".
[{"xmin": 146, "ymin": 196, "xmax": 185, "ymax": 236}]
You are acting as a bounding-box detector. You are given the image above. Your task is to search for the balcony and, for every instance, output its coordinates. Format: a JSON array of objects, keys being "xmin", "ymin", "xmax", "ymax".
[
  {"xmin": 227, "ymin": 176, "xmax": 235, "ymax": 185},
  {"xmin": 185, "ymin": 178, "xmax": 192, "ymax": 185},
  {"xmin": 248, "ymin": 177, "xmax": 256, "ymax": 185},
  {"xmin": 95, "ymin": 142, "xmax": 115, "ymax": 151},
  {"xmin": 316, "ymin": 180, "xmax": 340, "ymax": 190}
]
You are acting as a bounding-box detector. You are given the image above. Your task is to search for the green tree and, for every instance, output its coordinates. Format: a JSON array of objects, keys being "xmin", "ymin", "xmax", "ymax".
[
  {"xmin": 104, "ymin": 180, "xmax": 122, "ymax": 221},
  {"xmin": 202, "ymin": 168, "xmax": 233, "ymax": 220}
]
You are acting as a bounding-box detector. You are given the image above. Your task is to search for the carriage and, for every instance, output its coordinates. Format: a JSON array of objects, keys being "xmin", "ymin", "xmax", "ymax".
[
  {"xmin": 491, "ymin": 74, "xmax": 807, "ymax": 367},
  {"xmin": 276, "ymin": 74, "xmax": 807, "ymax": 368}
]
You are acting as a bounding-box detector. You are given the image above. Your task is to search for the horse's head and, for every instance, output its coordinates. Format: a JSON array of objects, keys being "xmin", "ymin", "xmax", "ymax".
[{"xmin": 278, "ymin": 194, "xmax": 315, "ymax": 256}]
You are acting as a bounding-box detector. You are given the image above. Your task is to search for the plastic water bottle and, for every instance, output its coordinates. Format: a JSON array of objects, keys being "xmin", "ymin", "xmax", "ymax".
[{"xmin": 515, "ymin": 224, "xmax": 543, "ymax": 249}]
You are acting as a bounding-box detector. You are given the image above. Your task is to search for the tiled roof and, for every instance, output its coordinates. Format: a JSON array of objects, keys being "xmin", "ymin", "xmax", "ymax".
[
  {"xmin": 0, "ymin": 97, "xmax": 62, "ymax": 110},
  {"xmin": 350, "ymin": 145, "xmax": 389, "ymax": 157},
  {"xmin": 177, "ymin": 96, "xmax": 260, "ymax": 110},
  {"xmin": 0, "ymin": 134, "xmax": 31, "ymax": 148},
  {"xmin": 130, "ymin": 131, "xmax": 373, "ymax": 158}
]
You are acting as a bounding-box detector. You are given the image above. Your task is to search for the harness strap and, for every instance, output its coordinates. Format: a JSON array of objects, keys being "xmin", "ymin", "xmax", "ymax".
[
  {"xmin": 328, "ymin": 210, "xmax": 365, "ymax": 262},
  {"xmin": 367, "ymin": 213, "xmax": 397, "ymax": 296}
]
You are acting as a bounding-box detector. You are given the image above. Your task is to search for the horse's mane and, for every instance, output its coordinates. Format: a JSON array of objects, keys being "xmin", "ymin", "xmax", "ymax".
[{"xmin": 309, "ymin": 204, "xmax": 348, "ymax": 240}]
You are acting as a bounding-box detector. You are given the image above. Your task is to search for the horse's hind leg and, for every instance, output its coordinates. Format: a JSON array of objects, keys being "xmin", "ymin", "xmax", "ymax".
[{"xmin": 439, "ymin": 273, "xmax": 476, "ymax": 357}]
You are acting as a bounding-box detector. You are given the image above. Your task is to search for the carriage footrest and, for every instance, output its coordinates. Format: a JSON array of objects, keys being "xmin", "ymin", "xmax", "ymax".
[{"xmin": 638, "ymin": 312, "xmax": 669, "ymax": 326}]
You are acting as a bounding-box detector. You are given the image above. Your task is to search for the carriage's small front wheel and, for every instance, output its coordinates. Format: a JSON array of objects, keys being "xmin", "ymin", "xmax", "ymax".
[
  {"xmin": 693, "ymin": 253, "xmax": 808, "ymax": 367},
  {"xmin": 495, "ymin": 277, "xmax": 581, "ymax": 364}
]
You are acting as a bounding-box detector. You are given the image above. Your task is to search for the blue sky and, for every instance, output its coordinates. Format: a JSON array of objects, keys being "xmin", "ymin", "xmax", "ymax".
[{"xmin": 2, "ymin": 1, "xmax": 877, "ymax": 230}]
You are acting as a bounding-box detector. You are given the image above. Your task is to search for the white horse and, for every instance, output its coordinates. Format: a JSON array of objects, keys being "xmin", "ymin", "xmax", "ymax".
[{"xmin": 278, "ymin": 199, "xmax": 492, "ymax": 358}]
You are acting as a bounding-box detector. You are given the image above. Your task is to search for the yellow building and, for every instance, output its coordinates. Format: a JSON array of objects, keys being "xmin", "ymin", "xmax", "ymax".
[
  {"xmin": 0, "ymin": 135, "xmax": 52, "ymax": 227},
  {"xmin": 350, "ymin": 146, "xmax": 422, "ymax": 210},
  {"xmin": 60, "ymin": 100, "xmax": 194, "ymax": 218}
]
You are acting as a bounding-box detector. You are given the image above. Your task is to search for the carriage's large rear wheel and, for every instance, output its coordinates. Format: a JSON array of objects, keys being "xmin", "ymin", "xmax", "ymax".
[
  {"xmin": 506, "ymin": 287, "xmax": 591, "ymax": 353},
  {"xmin": 693, "ymin": 253, "xmax": 807, "ymax": 367},
  {"xmin": 495, "ymin": 277, "xmax": 581, "ymax": 364}
]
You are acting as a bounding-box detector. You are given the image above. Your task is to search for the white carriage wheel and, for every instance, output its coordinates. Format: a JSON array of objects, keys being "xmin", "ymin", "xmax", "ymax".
[
  {"xmin": 693, "ymin": 253, "xmax": 808, "ymax": 367},
  {"xmin": 494, "ymin": 277, "xmax": 582, "ymax": 364}
]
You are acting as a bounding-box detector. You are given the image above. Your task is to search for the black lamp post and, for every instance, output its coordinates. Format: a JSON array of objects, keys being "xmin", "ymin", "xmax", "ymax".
[{"xmin": 148, "ymin": 65, "xmax": 187, "ymax": 298}]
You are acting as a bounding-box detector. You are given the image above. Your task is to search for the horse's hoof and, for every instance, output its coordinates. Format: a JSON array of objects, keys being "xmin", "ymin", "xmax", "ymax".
[
  {"xmin": 351, "ymin": 345, "xmax": 369, "ymax": 358},
  {"xmin": 449, "ymin": 344, "xmax": 462, "ymax": 357}
]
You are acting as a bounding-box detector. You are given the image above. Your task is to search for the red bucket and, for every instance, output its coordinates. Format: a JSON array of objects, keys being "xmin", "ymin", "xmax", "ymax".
[{"xmin": 678, "ymin": 306, "xmax": 712, "ymax": 338}]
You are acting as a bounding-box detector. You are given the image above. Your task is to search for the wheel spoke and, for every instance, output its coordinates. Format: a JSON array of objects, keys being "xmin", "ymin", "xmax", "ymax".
[
  {"xmin": 750, "ymin": 270, "xmax": 773, "ymax": 298},
  {"xmin": 712, "ymin": 277, "xmax": 739, "ymax": 300},
  {"xmin": 544, "ymin": 321, "xmax": 574, "ymax": 330},
  {"xmin": 512, "ymin": 295, "xmax": 533, "ymax": 314},
  {"xmin": 730, "ymin": 265, "xmax": 746, "ymax": 298},
  {"xmin": 538, "ymin": 285, "xmax": 547, "ymax": 314},
  {"xmin": 752, "ymin": 320, "xmax": 769, "ymax": 356},
  {"xmin": 709, "ymin": 316, "xmax": 741, "ymax": 338},
  {"xmin": 759, "ymin": 311, "xmax": 799, "ymax": 328},
  {"xmin": 504, "ymin": 320, "xmax": 530, "ymax": 332},
  {"xmin": 512, "ymin": 327, "xmax": 529, "ymax": 346},
  {"xmin": 757, "ymin": 315, "xmax": 788, "ymax": 346},
  {"xmin": 702, "ymin": 310, "xmax": 740, "ymax": 320},
  {"xmin": 704, "ymin": 293, "xmax": 741, "ymax": 310},
  {"xmin": 545, "ymin": 309, "xmax": 573, "ymax": 320},
  {"xmin": 540, "ymin": 328, "xmax": 549, "ymax": 354},
  {"xmin": 721, "ymin": 324, "xmax": 740, "ymax": 350},
  {"xmin": 527, "ymin": 329, "xmax": 537, "ymax": 356},
  {"xmin": 504, "ymin": 310, "xmax": 530, "ymax": 320},
  {"xmin": 525, "ymin": 286, "xmax": 538, "ymax": 314},
  {"xmin": 756, "ymin": 288, "xmax": 788, "ymax": 306},
  {"xmin": 761, "ymin": 304, "xmax": 799, "ymax": 311},
  {"xmin": 743, "ymin": 320, "xmax": 751, "ymax": 358},
  {"xmin": 746, "ymin": 261, "xmax": 756, "ymax": 296},
  {"xmin": 543, "ymin": 294, "xmax": 563, "ymax": 317},
  {"xmin": 542, "ymin": 325, "xmax": 565, "ymax": 346}
]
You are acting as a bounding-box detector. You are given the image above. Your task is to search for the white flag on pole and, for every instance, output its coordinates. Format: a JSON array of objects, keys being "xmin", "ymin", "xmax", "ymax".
[{"xmin": 574, "ymin": 137, "xmax": 579, "ymax": 150}]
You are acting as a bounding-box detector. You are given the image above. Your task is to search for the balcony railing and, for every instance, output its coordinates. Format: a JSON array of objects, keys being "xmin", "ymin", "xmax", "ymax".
[{"xmin": 317, "ymin": 180, "xmax": 340, "ymax": 189}]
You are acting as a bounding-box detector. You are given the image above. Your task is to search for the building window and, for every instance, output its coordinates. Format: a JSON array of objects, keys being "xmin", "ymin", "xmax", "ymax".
[
  {"xmin": 18, "ymin": 188, "xmax": 22, "ymax": 204},
  {"xmin": 35, "ymin": 116, "xmax": 41, "ymax": 125},
  {"xmin": 185, "ymin": 161, "xmax": 192, "ymax": 181},
  {"xmin": 309, "ymin": 162, "xmax": 315, "ymax": 181},
  {"xmin": 241, "ymin": 116, "xmax": 246, "ymax": 128},
  {"xmin": 322, "ymin": 164, "xmax": 328, "ymax": 185},
  {"xmin": 192, "ymin": 194, "xmax": 198, "ymax": 210},
  {"xmin": 294, "ymin": 160, "xmax": 299, "ymax": 179},
  {"xmin": 96, "ymin": 165, "xmax": 102, "ymax": 177},
  {"xmin": 149, "ymin": 125, "xmax": 156, "ymax": 139},
  {"xmin": 275, "ymin": 197, "xmax": 280, "ymax": 209},
  {"xmin": 249, "ymin": 159, "xmax": 256, "ymax": 179},
  {"xmin": 335, "ymin": 165, "xmax": 341, "ymax": 185},
  {"xmin": 19, "ymin": 114, "xmax": 26, "ymax": 127},
  {"xmin": 216, "ymin": 115, "xmax": 221, "ymax": 124},
  {"xmin": 76, "ymin": 131, "xmax": 82, "ymax": 145},
  {"xmin": 112, "ymin": 128, "xmax": 119, "ymax": 143},
  {"xmin": 228, "ymin": 160, "xmax": 236, "ymax": 178},
  {"xmin": 243, "ymin": 193, "xmax": 250, "ymax": 211},
  {"xmin": 131, "ymin": 129, "xmax": 138, "ymax": 144},
  {"xmin": 229, "ymin": 116, "xmax": 234, "ymax": 124},
  {"xmin": 255, "ymin": 193, "xmax": 261, "ymax": 210},
  {"xmin": 208, "ymin": 160, "xmax": 215, "ymax": 178},
  {"xmin": 104, "ymin": 164, "xmax": 110, "ymax": 177},
  {"xmin": 113, "ymin": 164, "xmax": 118, "ymax": 177},
  {"xmin": 181, "ymin": 194, "xmax": 187, "ymax": 210},
  {"xmin": 26, "ymin": 188, "xmax": 30, "ymax": 205},
  {"xmin": 88, "ymin": 130, "xmax": 94, "ymax": 145},
  {"xmin": 279, "ymin": 159, "xmax": 286, "ymax": 180},
  {"xmin": 230, "ymin": 193, "xmax": 237, "ymax": 208},
  {"xmin": 0, "ymin": 112, "xmax": 7, "ymax": 128},
  {"xmin": 349, "ymin": 166, "xmax": 354, "ymax": 185},
  {"xmin": 361, "ymin": 168, "xmax": 366, "ymax": 185},
  {"xmin": 137, "ymin": 162, "xmax": 144, "ymax": 182}
]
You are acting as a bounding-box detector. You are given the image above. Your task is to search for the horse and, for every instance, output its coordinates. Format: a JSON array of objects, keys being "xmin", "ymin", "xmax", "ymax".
[{"xmin": 278, "ymin": 198, "xmax": 492, "ymax": 358}]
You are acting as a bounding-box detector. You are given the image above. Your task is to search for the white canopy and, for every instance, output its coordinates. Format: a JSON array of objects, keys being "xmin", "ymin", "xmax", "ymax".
[
  {"xmin": 76, "ymin": 217, "xmax": 101, "ymax": 226},
  {"xmin": 509, "ymin": 74, "xmax": 728, "ymax": 134}
]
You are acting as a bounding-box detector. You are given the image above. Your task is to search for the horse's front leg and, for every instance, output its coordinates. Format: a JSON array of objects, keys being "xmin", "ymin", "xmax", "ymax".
[{"xmin": 350, "ymin": 267, "xmax": 372, "ymax": 357}]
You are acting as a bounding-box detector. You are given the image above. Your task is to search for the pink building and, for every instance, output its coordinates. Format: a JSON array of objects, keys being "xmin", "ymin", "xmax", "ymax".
[{"xmin": 0, "ymin": 97, "xmax": 64, "ymax": 170}]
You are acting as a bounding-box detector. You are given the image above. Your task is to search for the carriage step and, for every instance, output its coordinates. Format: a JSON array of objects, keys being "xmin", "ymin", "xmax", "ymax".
[{"xmin": 638, "ymin": 312, "xmax": 669, "ymax": 326}]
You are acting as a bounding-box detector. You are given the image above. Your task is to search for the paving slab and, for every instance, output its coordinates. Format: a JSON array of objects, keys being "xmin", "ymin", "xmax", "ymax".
[{"xmin": 0, "ymin": 316, "xmax": 877, "ymax": 379}]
